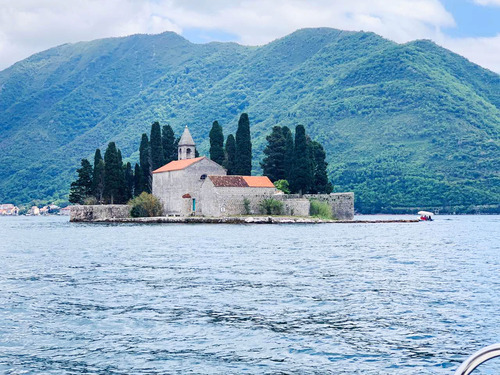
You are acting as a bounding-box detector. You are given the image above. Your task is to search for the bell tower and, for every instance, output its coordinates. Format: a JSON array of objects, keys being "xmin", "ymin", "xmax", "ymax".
[{"xmin": 178, "ymin": 125, "xmax": 196, "ymax": 160}]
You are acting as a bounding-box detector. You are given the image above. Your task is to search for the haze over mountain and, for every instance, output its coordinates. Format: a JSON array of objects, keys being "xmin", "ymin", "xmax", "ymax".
[{"xmin": 0, "ymin": 28, "xmax": 498, "ymax": 213}]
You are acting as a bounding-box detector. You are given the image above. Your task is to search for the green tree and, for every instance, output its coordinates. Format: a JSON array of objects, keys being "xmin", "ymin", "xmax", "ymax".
[
  {"xmin": 129, "ymin": 192, "xmax": 163, "ymax": 217},
  {"xmin": 69, "ymin": 158, "xmax": 93, "ymax": 204},
  {"xmin": 133, "ymin": 163, "xmax": 142, "ymax": 197},
  {"xmin": 235, "ymin": 113, "xmax": 252, "ymax": 175},
  {"xmin": 261, "ymin": 126, "xmax": 286, "ymax": 182},
  {"xmin": 290, "ymin": 125, "xmax": 313, "ymax": 194},
  {"xmin": 161, "ymin": 124, "xmax": 176, "ymax": 164},
  {"xmin": 103, "ymin": 142, "xmax": 125, "ymax": 204},
  {"xmin": 209, "ymin": 120, "xmax": 225, "ymax": 165},
  {"xmin": 139, "ymin": 133, "xmax": 152, "ymax": 194},
  {"xmin": 224, "ymin": 134, "xmax": 236, "ymax": 175},
  {"xmin": 310, "ymin": 141, "xmax": 333, "ymax": 194},
  {"xmin": 150, "ymin": 121, "xmax": 164, "ymax": 170},
  {"xmin": 274, "ymin": 179, "xmax": 290, "ymax": 194},
  {"xmin": 124, "ymin": 162, "xmax": 134, "ymax": 201},
  {"xmin": 282, "ymin": 126, "xmax": 294, "ymax": 182},
  {"xmin": 91, "ymin": 149, "xmax": 105, "ymax": 203}
]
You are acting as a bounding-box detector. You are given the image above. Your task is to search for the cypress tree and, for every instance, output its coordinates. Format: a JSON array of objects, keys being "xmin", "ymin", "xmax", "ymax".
[
  {"xmin": 224, "ymin": 134, "xmax": 236, "ymax": 175},
  {"xmin": 282, "ymin": 126, "xmax": 294, "ymax": 182},
  {"xmin": 103, "ymin": 142, "xmax": 124, "ymax": 204},
  {"xmin": 134, "ymin": 163, "xmax": 142, "ymax": 197},
  {"xmin": 310, "ymin": 141, "xmax": 333, "ymax": 194},
  {"xmin": 209, "ymin": 120, "xmax": 225, "ymax": 165},
  {"xmin": 124, "ymin": 162, "xmax": 134, "ymax": 201},
  {"xmin": 150, "ymin": 121, "xmax": 164, "ymax": 170},
  {"xmin": 261, "ymin": 126, "xmax": 286, "ymax": 182},
  {"xmin": 290, "ymin": 125, "xmax": 313, "ymax": 195},
  {"xmin": 161, "ymin": 124, "xmax": 176, "ymax": 163},
  {"xmin": 139, "ymin": 133, "xmax": 152, "ymax": 194},
  {"xmin": 235, "ymin": 113, "xmax": 252, "ymax": 175},
  {"xmin": 93, "ymin": 160, "xmax": 105, "ymax": 203},
  {"xmin": 69, "ymin": 158, "xmax": 93, "ymax": 204},
  {"xmin": 91, "ymin": 149, "xmax": 105, "ymax": 203}
]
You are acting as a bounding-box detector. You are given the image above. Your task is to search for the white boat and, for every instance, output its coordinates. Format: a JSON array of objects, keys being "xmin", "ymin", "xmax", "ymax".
[{"xmin": 418, "ymin": 210, "xmax": 434, "ymax": 221}]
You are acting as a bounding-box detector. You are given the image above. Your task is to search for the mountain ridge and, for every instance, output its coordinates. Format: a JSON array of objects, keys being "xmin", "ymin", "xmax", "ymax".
[{"xmin": 0, "ymin": 27, "xmax": 498, "ymax": 213}]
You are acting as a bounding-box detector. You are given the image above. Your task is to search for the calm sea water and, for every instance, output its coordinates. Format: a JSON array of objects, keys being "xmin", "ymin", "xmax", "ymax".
[{"xmin": 0, "ymin": 215, "xmax": 499, "ymax": 374}]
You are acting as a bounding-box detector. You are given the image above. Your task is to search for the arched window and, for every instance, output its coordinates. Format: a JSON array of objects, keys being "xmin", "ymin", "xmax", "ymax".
[
  {"xmin": 200, "ymin": 174, "xmax": 207, "ymax": 180},
  {"xmin": 186, "ymin": 148, "xmax": 191, "ymax": 156}
]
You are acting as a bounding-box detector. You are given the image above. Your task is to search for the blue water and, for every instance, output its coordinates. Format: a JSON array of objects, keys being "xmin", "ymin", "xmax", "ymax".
[{"xmin": 0, "ymin": 215, "xmax": 499, "ymax": 374}]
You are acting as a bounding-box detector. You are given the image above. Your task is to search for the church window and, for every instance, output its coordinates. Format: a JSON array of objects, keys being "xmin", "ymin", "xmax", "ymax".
[{"xmin": 200, "ymin": 174, "xmax": 207, "ymax": 180}]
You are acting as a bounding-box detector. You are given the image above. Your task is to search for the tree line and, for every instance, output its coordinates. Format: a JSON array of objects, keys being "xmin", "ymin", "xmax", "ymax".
[
  {"xmin": 69, "ymin": 113, "xmax": 332, "ymax": 204},
  {"xmin": 69, "ymin": 122, "xmax": 181, "ymax": 204},
  {"xmin": 209, "ymin": 117, "xmax": 332, "ymax": 194}
]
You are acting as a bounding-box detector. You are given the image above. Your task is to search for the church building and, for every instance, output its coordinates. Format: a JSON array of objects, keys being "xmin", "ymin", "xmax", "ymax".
[{"xmin": 152, "ymin": 126, "xmax": 295, "ymax": 217}]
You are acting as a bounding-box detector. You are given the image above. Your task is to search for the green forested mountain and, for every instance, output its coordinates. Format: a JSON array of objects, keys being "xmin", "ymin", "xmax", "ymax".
[{"xmin": 0, "ymin": 28, "xmax": 499, "ymax": 213}]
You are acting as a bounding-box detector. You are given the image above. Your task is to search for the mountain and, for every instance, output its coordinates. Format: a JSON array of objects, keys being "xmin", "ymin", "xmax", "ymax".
[{"xmin": 0, "ymin": 28, "xmax": 499, "ymax": 213}]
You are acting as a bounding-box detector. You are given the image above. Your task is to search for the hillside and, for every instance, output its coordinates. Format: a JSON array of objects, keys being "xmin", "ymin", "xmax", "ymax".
[{"xmin": 0, "ymin": 28, "xmax": 499, "ymax": 213}]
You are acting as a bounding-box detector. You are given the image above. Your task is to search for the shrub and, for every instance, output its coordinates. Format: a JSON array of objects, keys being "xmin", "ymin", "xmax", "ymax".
[
  {"xmin": 243, "ymin": 198, "xmax": 251, "ymax": 215},
  {"xmin": 83, "ymin": 196, "xmax": 98, "ymax": 205},
  {"xmin": 309, "ymin": 199, "xmax": 332, "ymax": 219},
  {"xmin": 128, "ymin": 192, "xmax": 163, "ymax": 217},
  {"xmin": 259, "ymin": 198, "xmax": 284, "ymax": 215},
  {"xmin": 274, "ymin": 179, "xmax": 290, "ymax": 194}
]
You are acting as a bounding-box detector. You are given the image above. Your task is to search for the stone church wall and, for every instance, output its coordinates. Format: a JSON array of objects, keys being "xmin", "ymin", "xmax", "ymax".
[{"xmin": 152, "ymin": 158, "xmax": 226, "ymax": 216}]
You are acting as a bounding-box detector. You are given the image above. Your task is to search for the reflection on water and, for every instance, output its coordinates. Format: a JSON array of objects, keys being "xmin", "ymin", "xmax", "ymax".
[{"xmin": 0, "ymin": 215, "xmax": 499, "ymax": 374}]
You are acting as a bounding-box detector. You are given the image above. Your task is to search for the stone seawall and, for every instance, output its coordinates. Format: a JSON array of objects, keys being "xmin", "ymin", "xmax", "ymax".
[
  {"xmin": 70, "ymin": 205, "xmax": 131, "ymax": 222},
  {"xmin": 303, "ymin": 193, "xmax": 355, "ymax": 220}
]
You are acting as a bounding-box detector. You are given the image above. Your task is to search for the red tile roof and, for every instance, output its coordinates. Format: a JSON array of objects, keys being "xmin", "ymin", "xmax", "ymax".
[
  {"xmin": 242, "ymin": 176, "xmax": 275, "ymax": 188},
  {"xmin": 152, "ymin": 157, "xmax": 205, "ymax": 173},
  {"xmin": 208, "ymin": 175, "xmax": 275, "ymax": 188}
]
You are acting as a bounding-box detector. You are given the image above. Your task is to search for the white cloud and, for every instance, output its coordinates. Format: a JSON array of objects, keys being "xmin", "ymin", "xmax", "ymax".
[
  {"xmin": 438, "ymin": 34, "xmax": 500, "ymax": 73},
  {"xmin": 0, "ymin": 0, "xmax": 498, "ymax": 73},
  {"xmin": 473, "ymin": 0, "xmax": 500, "ymax": 6}
]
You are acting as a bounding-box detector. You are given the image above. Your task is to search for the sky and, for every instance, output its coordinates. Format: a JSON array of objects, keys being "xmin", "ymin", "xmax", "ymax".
[{"xmin": 0, "ymin": 0, "xmax": 499, "ymax": 72}]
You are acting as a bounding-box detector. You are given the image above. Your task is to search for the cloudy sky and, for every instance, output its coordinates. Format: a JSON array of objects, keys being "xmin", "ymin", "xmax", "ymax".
[{"xmin": 1, "ymin": 0, "xmax": 499, "ymax": 72}]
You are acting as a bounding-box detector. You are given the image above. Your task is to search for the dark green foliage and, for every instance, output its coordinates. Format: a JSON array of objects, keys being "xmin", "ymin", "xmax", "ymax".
[
  {"xmin": 261, "ymin": 126, "xmax": 286, "ymax": 182},
  {"xmin": 69, "ymin": 159, "xmax": 93, "ymax": 204},
  {"xmin": 259, "ymin": 198, "xmax": 284, "ymax": 215},
  {"xmin": 224, "ymin": 134, "xmax": 236, "ymax": 175},
  {"xmin": 209, "ymin": 121, "xmax": 225, "ymax": 165},
  {"xmin": 1, "ymin": 28, "xmax": 499, "ymax": 213},
  {"xmin": 290, "ymin": 125, "xmax": 314, "ymax": 194},
  {"xmin": 161, "ymin": 124, "xmax": 176, "ymax": 164},
  {"xmin": 235, "ymin": 113, "xmax": 252, "ymax": 175},
  {"xmin": 243, "ymin": 198, "xmax": 251, "ymax": 214},
  {"xmin": 129, "ymin": 192, "xmax": 163, "ymax": 217},
  {"xmin": 139, "ymin": 133, "xmax": 152, "ymax": 194},
  {"xmin": 91, "ymin": 149, "xmax": 105, "ymax": 202},
  {"xmin": 150, "ymin": 121, "xmax": 164, "ymax": 170},
  {"xmin": 124, "ymin": 162, "xmax": 134, "ymax": 201},
  {"xmin": 310, "ymin": 141, "xmax": 333, "ymax": 194},
  {"xmin": 282, "ymin": 126, "xmax": 295, "ymax": 182},
  {"xmin": 195, "ymin": 149, "xmax": 200, "ymax": 158},
  {"xmin": 103, "ymin": 142, "xmax": 125, "ymax": 204},
  {"xmin": 133, "ymin": 163, "xmax": 142, "ymax": 197}
]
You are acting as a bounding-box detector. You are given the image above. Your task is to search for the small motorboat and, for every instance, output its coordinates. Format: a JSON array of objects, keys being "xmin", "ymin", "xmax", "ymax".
[{"xmin": 418, "ymin": 211, "xmax": 434, "ymax": 221}]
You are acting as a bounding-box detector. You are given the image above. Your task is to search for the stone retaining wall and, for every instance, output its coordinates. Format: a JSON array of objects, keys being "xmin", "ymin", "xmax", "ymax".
[
  {"xmin": 70, "ymin": 205, "xmax": 131, "ymax": 222},
  {"xmin": 303, "ymin": 193, "xmax": 354, "ymax": 220}
]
